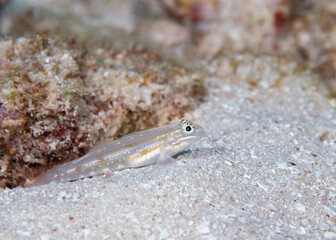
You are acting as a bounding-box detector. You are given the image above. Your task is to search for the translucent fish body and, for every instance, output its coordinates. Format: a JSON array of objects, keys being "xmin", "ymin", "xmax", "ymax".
[{"xmin": 31, "ymin": 119, "xmax": 205, "ymax": 186}]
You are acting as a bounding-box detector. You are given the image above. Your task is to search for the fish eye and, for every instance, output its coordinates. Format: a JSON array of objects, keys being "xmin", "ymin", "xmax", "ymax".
[
  {"xmin": 181, "ymin": 119, "xmax": 194, "ymax": 133},
  {"xmin": 183, "ymin": 124, "xmax": 194, "ymax": 133}
]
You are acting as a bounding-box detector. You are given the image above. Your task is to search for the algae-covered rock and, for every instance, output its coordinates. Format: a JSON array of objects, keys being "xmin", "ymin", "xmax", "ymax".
[{"xmin": 0, "ymin": 35, "xmax": 206, "ymax": 188}]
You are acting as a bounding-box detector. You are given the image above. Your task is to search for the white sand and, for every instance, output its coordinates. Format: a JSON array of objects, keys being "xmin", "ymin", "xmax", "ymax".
[{"xmin": 1, "ymin": 56, "xmax": 336, "ymax": 240}]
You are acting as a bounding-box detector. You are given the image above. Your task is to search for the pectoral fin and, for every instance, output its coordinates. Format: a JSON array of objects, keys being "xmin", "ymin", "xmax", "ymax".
[{"xmin": 156, "ymin": 153, "xmax": 174, "ymax": 165}]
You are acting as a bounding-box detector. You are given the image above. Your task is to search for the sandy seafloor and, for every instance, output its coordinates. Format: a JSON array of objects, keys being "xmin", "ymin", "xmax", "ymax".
[{"xmin": 1, "ymin": 68, "xmax": 336, "ymax": 239}]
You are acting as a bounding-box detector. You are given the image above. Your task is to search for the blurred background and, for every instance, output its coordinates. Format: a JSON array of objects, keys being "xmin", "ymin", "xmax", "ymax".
[{"xmin": 1, "ymin": 0, "xmax": 335, "ymax": 93}]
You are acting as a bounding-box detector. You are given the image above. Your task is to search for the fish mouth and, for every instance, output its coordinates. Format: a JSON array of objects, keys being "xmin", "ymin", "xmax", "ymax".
[{"xmin": 194, "ymin": 124, "xmax": 206, "ymax": 139}]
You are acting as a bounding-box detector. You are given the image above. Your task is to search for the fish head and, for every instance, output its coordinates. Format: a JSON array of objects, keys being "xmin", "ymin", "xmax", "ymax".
[{"xmin": 166, "ymin": 119, "xmax": 205, "ymax": 156}]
